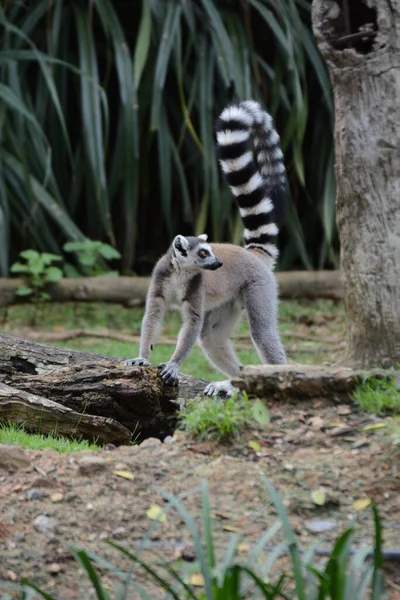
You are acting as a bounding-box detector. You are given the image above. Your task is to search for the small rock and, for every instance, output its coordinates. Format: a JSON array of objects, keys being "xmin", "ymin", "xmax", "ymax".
[
  {"xmin": 104, "ymin": 443, "xmax": 116, "ymax": 451},
  {"xmin": 50, "ymin": 493, "xmax": 64, "ymax": 503},
  {"xmin": 181, "ymin": 546, "xmax": 196, "ymax": 562},
  {"xmin": 7, "ymin": 570, "xmax": 17, "ymax": 582},
  {"xmin": 114, "ymin": 462, "xmax": 129, "ymax": 471},
  {"xmin": 30, "ymin": 477, "xmax": 56, "ymax": 488},
  {"xmin": 305, "ymin": 519, "xmax": 337, "ymax": 534},
  {"xmin": 0, "ymin": 444, "xmax": 30, "ymax": 470},
  {"xmin": 78, "ymin": 456, "xmax": 107, "ymax": 475},
  {"xmin": 64, "ymin": 492, "xmax": 78, "ymax": 503},
  {"xmin": 27, "ymin": 488, "xmax": 46, "ymax": 501},
  {"xmin": 140, "ymin": 437, "xmax": 162, "ymax": 449},
  {"xmin": 163, "ymin": 436, "xmax": 173, "ymax": 444},
  {"xmin": 86, "ymin": 503, "xmax": 94, "ymax": 511},
  {"xmin": 47, "ymin": 563, "xmax": 62, "ymax": 575},
  {"xmin": 284, "ymin": 463, "xmax": 294, "ymax": 471},
  {"xmin": 33, "ymin": 515, "xmax": 57, "ymax": 534},
  {"xmin": 112, "ymin": 527, "xmax": 127, "ymax": 540}
]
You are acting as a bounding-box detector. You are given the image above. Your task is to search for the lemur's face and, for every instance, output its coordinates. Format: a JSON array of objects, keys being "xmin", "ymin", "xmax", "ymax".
[{"xmin": 173, "ymin": 234, "xmax": 223, "ymax": 271}]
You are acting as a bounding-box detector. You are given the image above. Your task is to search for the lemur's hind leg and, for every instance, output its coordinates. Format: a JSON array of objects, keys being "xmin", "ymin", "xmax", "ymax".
[
  {"xmin": 200, "ymin": 302, "xmax": 243, "ymax": 396},
  {"xmin": 243, "ymin": 278, "xmax": 287, "ymax": 365}
]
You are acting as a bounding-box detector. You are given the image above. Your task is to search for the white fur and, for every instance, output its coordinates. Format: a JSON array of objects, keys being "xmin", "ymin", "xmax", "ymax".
[
  {"xmin": 216, "ymin": 130, "xmax": 249, "ymax": 146},
  {"xmin": 220, "ymin": 105, "xmax": 253, "ymax": 126},
  {"xmin": 198, "ymin": 233, "xmax": 208, "ymax": 241},
  {"xmin": 244, "ymin": 222, "xmax": 278, "ymax": 239},
  {"xmin": 219, "ymin": 151, "xmax": 253, "ymax": 174},
  {"xmin": 230, "ymin": 172, "xmax": 263, "ymax": 197},
  {"xmin": 239, "ymin": 197, "xmax": 273, "ymax": 217}
]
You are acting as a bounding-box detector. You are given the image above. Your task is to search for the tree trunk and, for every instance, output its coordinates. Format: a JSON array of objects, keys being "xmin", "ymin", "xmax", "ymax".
[
  {"xmin": 0, "ymin": 271, "xmax": 343, "ymax": 307},
  {"xmin": 312, "ymin": 0, "xmax": 400, "ymax": 368}
]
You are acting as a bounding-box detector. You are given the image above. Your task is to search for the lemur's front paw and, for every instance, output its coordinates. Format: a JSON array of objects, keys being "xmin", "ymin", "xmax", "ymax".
[
  {"xmin": 159, "ymin": 361, "xmax": 179, "ymax": 384},
  {"xmin": 124, "ymin": 357, "xmax": 150, "ymax": 367},
  {"xmin": 204, "ymin": 380, "xmax": 238, "ymax": 397}
]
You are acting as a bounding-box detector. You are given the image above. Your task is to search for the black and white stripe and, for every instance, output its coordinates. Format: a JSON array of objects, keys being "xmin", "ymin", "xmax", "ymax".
[{"xmin": 215, "ymin": 100, "xmax": 286, "ymax": 267}]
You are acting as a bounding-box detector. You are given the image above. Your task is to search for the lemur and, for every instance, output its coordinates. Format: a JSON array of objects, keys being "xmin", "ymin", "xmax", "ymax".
[{"xmin": 124, "ymin": 99, "xmax": 287, "ymax": 396}]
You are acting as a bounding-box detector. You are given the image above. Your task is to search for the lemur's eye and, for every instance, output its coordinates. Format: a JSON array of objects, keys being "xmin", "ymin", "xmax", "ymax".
[{"xmin": 198, "ymin": 249, "xmax": 209, "ymax": 259}]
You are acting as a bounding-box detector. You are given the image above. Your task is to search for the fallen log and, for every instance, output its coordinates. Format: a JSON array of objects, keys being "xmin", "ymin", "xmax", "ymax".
[
  {"xmin": 0, "ymin": 270, "xmax": 342, "ymax": 307},
  {"xmin": 0, "ymin": 333, "xmax": 208, "ymax": 442},
  {"xmin": 0, "ymin": 382, "xmax": 131, "ymax": 445},
  {"xmin": 233, "ymin": 364, "xmax": 387, "ymax": 401}
]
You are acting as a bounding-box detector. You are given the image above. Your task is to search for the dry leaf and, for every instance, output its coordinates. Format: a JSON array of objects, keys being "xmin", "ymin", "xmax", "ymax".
[
  {"xmin": 50, "ymin": 493, "xmax": 63, "ymax": 503},
  {"xmin": 361, "ymin": 423, "xmax": 386, "ymax": 431},
  {"xmin": 308, "ymin": 416, "xmax": 324, "ymax": 429},
  {"xmin": 113, "ymin": 470, "xmax": 136, "ymax": 480},
  {"xmin": 311, "ymin": 489, "xmax": 326, "ymax": 506},
  {"xmin": 337, "ymin": 405, "xmax": 352, "ymax": 415},
  {"xmin": 146, "ymin": 505, "xmax": 167, "ymax": 522},
  {"xmin": 248, "ymin": 440, "xmax": 261, "ymax": 452},
  {"xmin": 223, "ymin": 525, "xmax": 241, "ymax": 532},
  {"xmin": 188, "ymin": 573, "xmax": 204, "ymax": 587},
  {"xmin": 353, "ymin": 498, "xmax": 371, "ymax": 511}
]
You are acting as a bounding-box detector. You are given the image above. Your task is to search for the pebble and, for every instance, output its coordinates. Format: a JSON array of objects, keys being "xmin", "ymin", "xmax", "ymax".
[
  {"xmin": 78, "ymin": 456, "xmax": 107, "ymax": 475},
  {"xmin": 26, "ymin": 488, "xmax": 46, "ymax": 501},
  {"xmin": 139, "ymin": 437, "xmax": 162, "ymax": 449},
  {"xmin": 163, "ymin": 435, "xmax": 173, "ymax": 444},
  {"xmin": 112, "ymin": 527, "xmax": 127, "ymax": 540},
  {"xmin": 47, "ymin": 563, "xmax": 62, "ymax": 575},
  {"xmin": 0, "ymin": 445, "xmax": 30, "ymax": 470},
  {"xmin": 305, "ymin": 519, "xmax": 338, "ymax": 534},
  {"xmin": 33, "ymin": 515, "xmax": 57, "ymax": 534}
]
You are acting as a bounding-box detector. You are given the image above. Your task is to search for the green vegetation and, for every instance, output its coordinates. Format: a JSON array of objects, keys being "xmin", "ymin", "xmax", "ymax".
[
  {"xmin": 1, "ymin": 299, "xmax": 345, "ymax": 381},
  {"xmin": 63, "ymin": 240, "xmax": 121, "ymax": 277},
  {"xmin": 10, "ymin": 250, "xmax": 63, "ymax": 302},
  {"xmin": 0, "ymin": 422, "xmax": 99, "ymax": 452},
  {"xmin": 178, "ymin": 394, "xmax": 252, "ymax": 440},
  {"xmin": 13, "ymin": 479, "xmax": 384, "ymax": 599},
  {"xmin": 1, "ymin": 0, "xmax": 334, "ymax": 275},
  {"xmin": 352, "ymin": 376, "xmax": 400, "ymax": 414}
]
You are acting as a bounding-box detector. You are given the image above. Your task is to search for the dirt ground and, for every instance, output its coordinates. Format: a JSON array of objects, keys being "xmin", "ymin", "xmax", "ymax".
[{"xmin": 1, "ymin": 394, "xmax": 400, "ymax": 599}]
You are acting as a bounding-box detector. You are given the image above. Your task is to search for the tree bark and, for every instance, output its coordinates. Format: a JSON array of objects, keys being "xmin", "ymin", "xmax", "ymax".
[
  {"xmin": 312, "ymin": 0, "xmax": 400, "ymax": 367},
  {"xmin": 0, "ymin": 382, "xmax": 132, "ymax": 445},
  {"xmin": 0, "ymin": 333, "xmax": 208, "ymax": 442},
  {"xmin": 0, "ymin": 270, "xmax": 342, "ymax": 307},
  {"xmin": 233, "ymin": 364, "xmax": 385, "ymax": 401}
]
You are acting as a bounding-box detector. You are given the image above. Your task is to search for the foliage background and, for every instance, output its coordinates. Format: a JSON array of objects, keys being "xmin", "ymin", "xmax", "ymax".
[{"xmin": 0, "ymin": 0, "xmax": 335, "ymax": 276}]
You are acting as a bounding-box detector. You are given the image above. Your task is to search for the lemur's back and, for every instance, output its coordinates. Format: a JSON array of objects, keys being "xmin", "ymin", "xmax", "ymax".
[{"xmin": 203, "ymin": 243, "xmax": 276, "ymax": 311}]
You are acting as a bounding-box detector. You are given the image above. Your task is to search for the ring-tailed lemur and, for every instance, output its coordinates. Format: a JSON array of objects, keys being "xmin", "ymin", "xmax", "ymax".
[{"xmin": 124, "ymin": 99, "xmax": 287, "ymax": 396}]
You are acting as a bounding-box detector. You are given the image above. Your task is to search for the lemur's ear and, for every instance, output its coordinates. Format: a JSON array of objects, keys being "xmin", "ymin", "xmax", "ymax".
[
  {"xmin": 173, "ymin": 235, "xmax": 189, "ymax": 257},
  {"xmin": 198, "ymin": 233, "xmax": 208, "ymax": 241}
]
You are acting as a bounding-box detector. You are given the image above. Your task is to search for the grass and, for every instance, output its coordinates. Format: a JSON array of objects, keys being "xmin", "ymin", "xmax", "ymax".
[
  {"xmin": 178, "ymin": 394, "xmax": 252, "ymax": 441},
  {"xmin": 1, "ymin": 299, "xmax": 345, "ymax": 383},
  {"xmin": 351, "ymin": 376, "xmax": 400, "ymax": 414},
  {"xmin": 0, "ymin": 422, "xmax": 100, "ymax": 452}
]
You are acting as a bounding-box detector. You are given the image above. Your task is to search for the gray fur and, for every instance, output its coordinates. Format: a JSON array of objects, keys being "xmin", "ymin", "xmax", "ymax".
[{"xmin": 124, "ymin": 99, "xmax": 287, "ymax": 395}]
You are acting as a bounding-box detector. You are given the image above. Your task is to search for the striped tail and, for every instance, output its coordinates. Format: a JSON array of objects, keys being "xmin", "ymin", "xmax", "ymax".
[{"xmin": 215, "ymin": 100, "xmax": 286, "ymax": 268}]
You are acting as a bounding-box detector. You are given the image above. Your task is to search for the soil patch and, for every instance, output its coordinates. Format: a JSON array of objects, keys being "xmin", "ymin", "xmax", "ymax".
[{"xmin": 1, "ymin": 396, "xmax": 399, "ymax": 598}]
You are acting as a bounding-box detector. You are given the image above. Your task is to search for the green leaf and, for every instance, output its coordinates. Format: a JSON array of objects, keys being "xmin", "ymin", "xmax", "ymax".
[
  {"xmin": 251, "ymin": 399, "xmax": 270, "ymax": 426},
  {"xmin": 97, "ymin": 244, "xmax": 121, "ymax": 260},
  {"xmin": 16, "ymin": 284, "xmax": 33, "ymax": 296},
  {"xmin": 10, "ymin": 263, "xmax": 30, "ymax": 273},
  {"xmin": 44, "ymin": 266, "xmax": 63, "ymax": 282},
  {"xmin": 19, "ymin": 249, "xmax": 40, "ymax": 260},
  {"xmin": 133, "ymin": 0, "xmax": 152, "ymax": 91}
]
